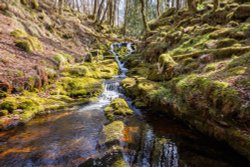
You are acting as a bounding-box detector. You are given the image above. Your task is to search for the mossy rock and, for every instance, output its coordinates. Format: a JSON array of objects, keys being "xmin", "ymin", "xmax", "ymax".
[
  {"xmin": 59, "ymin": 77, "xmax": 103, "ymax": 98},
  {"xmin": 104, "ymin": 98, "xmax": 133, "ymax": 121},
  {"xmin": 62, "ymin": 60, "xmax": 118, "ymax": 79},
  {"xmin": 11, "ymin": 29, "xmax": 43, "ymax": 53},
  {"xmin": 103, "ymin": 121, "xmax": 125, "ymax": 143},
  {"xmin": 0, "ymin": 98, "xmax": 17, "ymax": 112},
  {"xmin": 52, "ymin": 53, "xmax": 74, "ymax": 67}
]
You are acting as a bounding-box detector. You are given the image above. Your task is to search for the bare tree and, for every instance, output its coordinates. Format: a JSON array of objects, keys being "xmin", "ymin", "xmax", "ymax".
[{"xmin": 139, "ymin": 0, "xmax": 150, "ymax": 33}]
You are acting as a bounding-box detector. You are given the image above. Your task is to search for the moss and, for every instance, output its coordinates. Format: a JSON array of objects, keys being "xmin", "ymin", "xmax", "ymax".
[
  {"xmin": 53, "ymin": 53, "xmax": 74, "ymax": 67},
  {"xmin": 126, "ymin": 66, "xmax": 150, "ymax": 78},
  {"xmin": 103, "ymin": 121, "xmax": 124, "ymax": 143},
  {"xmin": 11, "ymin": 29, "xmax": 27, "ymax": 38},
  {"xmin": 228, "ymin": 66, "xmax": 247, "ymax": 75},
  {"xmin": 0, "ymin": 110, "xmax": 8, "ymax": 116},
  {"xmin": 15, "ymin": 40, "xmax": 33, "ymax": 52},
  {"xmin": 158, "ymin": 53, "xmax": 177, "ymax": 72},
  {"xmin": 62, "ymin": 60, "xmax": 118, "ymax": 79},
  {"xmin": 204, "ymin": 63, "xmax": 216, "ymax": 72},
  {"xmin": 121, "ymin": 78, "xmax": 136, "ymax": 89},
  {"xmin": 60, "ymin": 77, "xmax": 103, "ymax": 98},
  {"xmin": 0, "ymin": 98, "xmax": 17, "ymax": 112},
  {"xmin": 104, "ymin": 98, "xmax": 133, "ymax": 121},
  {"xmin": 216, "ymin": 38, "xmax": 237, "ymax": 48},
  {"xmin": 11, "ymin": 29, "xmax": 43, "ymax": 53},
  {"xmin": 175, "ymin": 74, "xmax": 240, "ymax": 117}
]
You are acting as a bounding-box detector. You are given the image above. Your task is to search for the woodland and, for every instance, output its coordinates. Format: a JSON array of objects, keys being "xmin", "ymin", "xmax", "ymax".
[{"xmin": 0, "ymin": 0, "xmax": 249, "ymax": 166}]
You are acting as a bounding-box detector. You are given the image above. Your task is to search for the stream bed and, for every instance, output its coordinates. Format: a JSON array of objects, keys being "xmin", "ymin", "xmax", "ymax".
[{"xmin": 0, "ymin": 43, "xmax": 249, "ymax": 167}]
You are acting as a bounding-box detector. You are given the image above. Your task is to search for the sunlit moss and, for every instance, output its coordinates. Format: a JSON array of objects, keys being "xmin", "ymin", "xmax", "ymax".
[
  {"xmin": 104, "ymin": 98, "xmax": 133, "ymax": 121},
  {"xmin": 53, "ymin": 53, "xmax": 74, "ymax": 67},
  {"xmin": 103, "ymin": 121, "xmax": 124, "ymax": 143},
  {"xmin": 11, "ymin": 29, "xmax": 43, "ymax": 53}
]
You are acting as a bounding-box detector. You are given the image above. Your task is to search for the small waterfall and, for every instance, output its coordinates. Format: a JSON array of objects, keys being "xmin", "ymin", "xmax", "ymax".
[
  {"xmin": 80, "ymin": 42, "xmax": 134, "ymax": 111},
  {"xmin": 110, "ymin": 42, "xmax": 134, "ymax": 78}
]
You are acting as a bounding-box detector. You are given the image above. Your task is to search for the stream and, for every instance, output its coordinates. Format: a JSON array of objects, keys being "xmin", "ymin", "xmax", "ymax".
[{"xmin": 0, "ymin": 43, "xmax": 249, "ymax": 167}]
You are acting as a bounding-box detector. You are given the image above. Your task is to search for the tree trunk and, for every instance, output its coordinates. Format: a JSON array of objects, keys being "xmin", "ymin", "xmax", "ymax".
[
  {"xmin": 213, "ymin": 0, "xmax": 219, "ymax": 11},
  {"xmin": 157, "ymin": 0, "xmax": 160, "ymax": 16},
  {"xmin": 177, "ymin": 0, "xmax": 180, "ymax": 9},
  {"xmin": 112, "ymin": 0, "xmax": 117, "ymax": 27},
  {"xmin": 92, "ymin": 0, "xmax": 98, "ymax": 19},
  {"xmin": 187, "ymin": 0, "xmax": 196, "ymax": 12},
  {"xmin": 100, "ymin": 0, "xmax": 110, "ymax": 25},
  {"xmin": 59, "ymin": 0, "xmax": 64, "ymax": 14},
  {"xmin": 123, "ymin": 0, "xmax": 129, "ymax": 35},
  {"xmin": 139, "ymin": 0, "xmax": 150, "ymax": 33},
  {"xmin": 95, "ymin": 0, "xmax": 105, "ymax": 23}
]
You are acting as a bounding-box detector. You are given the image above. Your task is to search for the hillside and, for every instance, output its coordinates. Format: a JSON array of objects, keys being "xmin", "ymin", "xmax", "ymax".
[
  {"xmin": 122, "ymin": 0, "xmax": 250, "ymax": 160},
  {"xmin": 0, "ymin": 0, "xmax": 122, "ymax": 129}
]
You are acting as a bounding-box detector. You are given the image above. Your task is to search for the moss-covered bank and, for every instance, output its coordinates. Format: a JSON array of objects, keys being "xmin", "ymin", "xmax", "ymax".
[
  {"xmin": 121, "ymin": 1, "xmax": 250, "ymax": 161},
  {"xmin": 0, "ymin": 57, "xmax": 119, "ymax": 130}
]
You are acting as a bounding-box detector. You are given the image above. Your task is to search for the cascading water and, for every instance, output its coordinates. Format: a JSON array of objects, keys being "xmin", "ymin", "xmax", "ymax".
[{"xmin": 80, "ymin": 42, "xmax": 134, "ymax": 111}]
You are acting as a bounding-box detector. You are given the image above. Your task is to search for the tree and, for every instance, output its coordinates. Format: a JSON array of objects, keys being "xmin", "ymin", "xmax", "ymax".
[
  {"xmin": 213, "ymin": 0, "xmax": 219, "ymax": 11},
  {"xmin": 92, "ymin": 0, "xmax": 99, "ymax": 19},
  {"xmin": 95, "ymin": 0, "xmax": 105, "ymax": 23},
  {"xmin": 187, "ymin": 0, "xmax": 197, "ymax": 12},
  {"xmin": 157, "ymin": 0, "xmax": 160, "ymax": 16},
  {"xmin": 123, "ymin": 0, "xmax": 129, "ymax": 35},
  {"xmin": 139, "ymin": 0, "xmax": 150, "ymax": 33}
]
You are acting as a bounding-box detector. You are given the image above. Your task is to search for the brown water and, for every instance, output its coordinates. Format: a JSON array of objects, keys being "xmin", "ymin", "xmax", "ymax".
[{"xmin": 0, "ymin": 43, "xmax": 249, "ymax": 167}]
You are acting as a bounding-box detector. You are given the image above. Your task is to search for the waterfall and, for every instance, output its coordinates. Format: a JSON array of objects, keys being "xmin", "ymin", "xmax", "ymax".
[{"xmin": 79, "ymin": 42, "xmax": 134, "ymax": 111}]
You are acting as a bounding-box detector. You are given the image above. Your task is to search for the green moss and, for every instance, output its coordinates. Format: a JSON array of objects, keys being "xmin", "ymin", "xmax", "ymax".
[
  {"xmin": 31, "ymin": 0, "xmax": 39, "ymax": 9},
  {"xmin": 60, "ymin": 77, "xmax": 103, "ymax": 98},
  {"xmin": 11, "ymin": 29, "xmax": 43, "ymax": 53},
  {"xmin": 228, "ymin": 66, "xmax": 247, "ymax": 75},
  {"xmin": 0, "ymin": 98, "xmax": 17, "ymax": 112},
  {"xmin": 204, "ymin": 63, "xmax": 216, "ymax": 72},
  {"xmin": 121, "ymin": 78, "xmax": 136, "ymax": 89},
  {"xmin": 158, "ymin": 53, "xmax": 177, "ymax": 72},
  {"xmin": 15, "ymin": 39, "xmax": 33, "ymax": 52},
  {"xmin": 175, "ymin": 74, "xmax": 240, "ymax": 116},
  {"xmin": 104, "ymin": 98, "xmax": 133, "ymax": 121},
  {"xmin": 53, "ymin": 53, "xmax": 74, "ymax": 67},
  {"xmin": 62, "ymin": 60, "xmax": 118, "ymax": 79},
  {"xmin": 11, "ymin": 29, "xmax": 27, "ymax": 38},
  {"xmin": 216, "ymin": 38, "xmax": 237, "ymax": 48},
  {"xmin": 126, "ymin": 66, "xmax": 150, "ymax": 78},
  {"xmin": 103, "ymin": 121, "xmax": 124, "ymax": 143},
  {"xmin": 0, "ymin": 110, "xmax": 8, "ymax": 116}
]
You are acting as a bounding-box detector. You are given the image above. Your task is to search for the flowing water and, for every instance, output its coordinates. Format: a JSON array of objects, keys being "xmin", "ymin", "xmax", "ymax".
[{"xmin": 0, "ymin": 43, "xmax": 249, "ymax": 167}]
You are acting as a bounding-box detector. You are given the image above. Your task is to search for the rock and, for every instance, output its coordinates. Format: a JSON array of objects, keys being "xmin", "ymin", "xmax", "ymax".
[
  {"xmin": 233, "ymin": 4, "xmax": 250, "ymax": 19},
  {"xmin": 104, "ymin": 98, "xmax": 133, "ymax": 121},
  {"xmin": 199, "ymin": 54, "xmax": 214, "ymax": 64}
]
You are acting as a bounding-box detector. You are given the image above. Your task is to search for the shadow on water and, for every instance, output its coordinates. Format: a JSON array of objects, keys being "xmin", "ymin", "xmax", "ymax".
[{"xmin": 0, "ymin": 43, "xmax": 249, "ymax": 167}]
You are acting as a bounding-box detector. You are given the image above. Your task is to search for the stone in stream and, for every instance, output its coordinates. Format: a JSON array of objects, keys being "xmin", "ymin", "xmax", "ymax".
[
  {"xmin": 104, "ymin": 98, "xmax": 133, "ymax": 121},
  {"xmin": 80, "ymin": 121, "xmax": 126, "ymax": 167}
]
